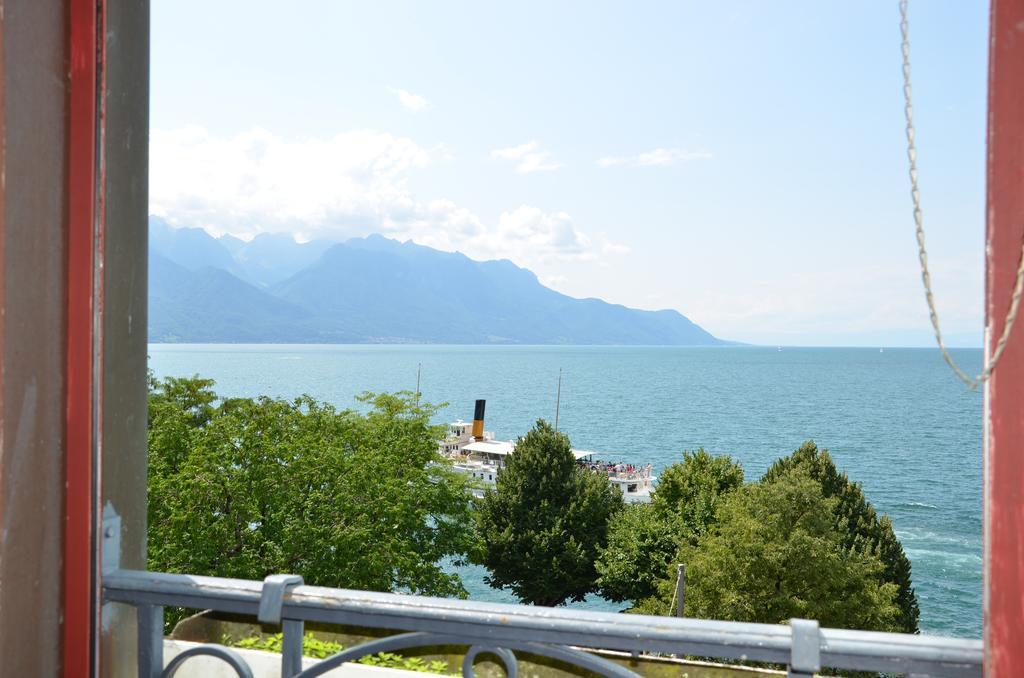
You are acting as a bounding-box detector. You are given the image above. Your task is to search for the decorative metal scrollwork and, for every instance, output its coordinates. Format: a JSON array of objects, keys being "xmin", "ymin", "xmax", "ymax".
[
  {"xmin": 157, "ymin": 628, "xmax": 641, "ymax": 678},
  {"xmin": 293, "ymin": 632, "xmax": 453, "ymax": 677},
  {"xmin": 462, "ymin": 645, "xmax": 518, "ymax": 678},
  {"xmin": 291, "ymin": 630, "xmax": 640, "ymax": 678},
  {"xmin": 490, "ymin": 641, "xmax": 638, "ymax": 678},
  {"xmin": 161, "ymin": 645, "xmax": 254, "ymax": 678}
]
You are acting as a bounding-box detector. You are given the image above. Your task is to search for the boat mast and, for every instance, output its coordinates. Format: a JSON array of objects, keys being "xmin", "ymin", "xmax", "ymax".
[{"xmin": 554, "ymin": 368, "xmax": 562, "ymax": 432}]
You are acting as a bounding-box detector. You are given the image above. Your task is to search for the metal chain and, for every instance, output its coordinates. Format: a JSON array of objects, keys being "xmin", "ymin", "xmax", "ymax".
[{"xmin": 900, "ymin": 0, "xmax": 1024, "ymax": 390}]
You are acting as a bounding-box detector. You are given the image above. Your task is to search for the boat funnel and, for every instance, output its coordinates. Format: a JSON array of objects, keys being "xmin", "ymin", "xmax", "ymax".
[{"xmin": 472, "ymin": 399, "xmax": 486, "ymax": 440}]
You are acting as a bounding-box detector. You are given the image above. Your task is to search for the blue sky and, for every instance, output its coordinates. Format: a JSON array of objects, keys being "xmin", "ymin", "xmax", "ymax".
[{"xmin": 151, "ymin": 1, "xmax": 989, "ymax": 346}]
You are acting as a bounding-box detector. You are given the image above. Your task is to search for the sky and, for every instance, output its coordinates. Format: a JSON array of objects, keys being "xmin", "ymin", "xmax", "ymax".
[{"xmin": 150, "ymin": 1, "xmax": 990, "ymax": 347}]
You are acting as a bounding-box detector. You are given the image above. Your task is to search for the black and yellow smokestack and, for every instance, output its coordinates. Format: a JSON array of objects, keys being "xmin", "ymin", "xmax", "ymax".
[{"xmin": 472, "ymin": 399, "xmax": 486, "ymax": 440}]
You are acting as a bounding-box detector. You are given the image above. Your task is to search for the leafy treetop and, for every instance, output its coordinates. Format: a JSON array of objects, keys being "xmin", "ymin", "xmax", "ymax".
[
  {"xmin": 635, "ymin": 466, "xmax": 901, "ymax": 632},
  {"xmin": 761, "ymin": 440, "xmax": 920, "ymax": 633},
  {"xmin": 148, "ymin": 376, "xmax": 476, "ymax": 609},
  {"xmin": 473, "ymin": 419, "xmax": 624, "ymax": 607},
  {"xmin": 597, "ymin": 449, "xmax": 744, "ymax": 603}
]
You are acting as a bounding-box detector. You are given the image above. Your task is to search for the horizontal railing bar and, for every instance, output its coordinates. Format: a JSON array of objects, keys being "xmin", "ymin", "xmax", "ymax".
[{"xmin": 102, "ymin": 569, "xmax": 981, "ymax": 677}]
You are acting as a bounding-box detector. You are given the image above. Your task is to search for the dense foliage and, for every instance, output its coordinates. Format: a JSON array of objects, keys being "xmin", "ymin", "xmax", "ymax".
[
  {"xmin": 651, "ymin": 448, "xmax": 745, "ymax": 544},
  {"xmin": 472, "ymin": 420, "xmax": 624, "ymax": 606},
  {"xmin": 147, "ymin": 375, "xmax": 476, "ymax": 599},
  {"xmin": 596, "ymin": 449, "xmax": 744, "ymax": 603},
  {"xmin": 594, "ymin": 502, "xmax": 677, "ymax": 603},
  {"xmin": 621, "ymin": 443, "xmax": 910, "ymax": 634},
  {"xmin": 148, "ymin": 372, "xmax": 917, "ymax": 637},
  {"xmin": 761, "ymin": 441, "xmax": 920, "ymax": 633},
  {"xmin": 635, "ymin": 467, "xmax": 901, "ymax": 631}
]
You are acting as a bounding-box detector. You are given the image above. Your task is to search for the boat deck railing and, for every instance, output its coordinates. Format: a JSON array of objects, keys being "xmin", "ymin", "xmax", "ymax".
[
  {"xmin": 579, "ymin": 463, "xmax": 653, "ymax": 482},
  {"xmin": 451, "ymin": 459, "xmax": 503, "ymax": 470},
  {"xmin": 605, "ymin": 472, "xmax": 652, "ymax": 482}
]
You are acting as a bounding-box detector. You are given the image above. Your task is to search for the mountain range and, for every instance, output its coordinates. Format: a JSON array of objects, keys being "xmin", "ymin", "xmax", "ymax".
[{"xmin": 148, "ymin": 217, "xmax": 726, "ymax": 345}]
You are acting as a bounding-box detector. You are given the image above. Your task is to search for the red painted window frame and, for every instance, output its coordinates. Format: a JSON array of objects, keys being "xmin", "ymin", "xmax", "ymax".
[
  {"xmin": 984, "ymin": 1, "xmax": 1024, "ymax": 675},
  {"xmin": 58, "ymin": 0, "xmax": 1023, "ymax": 675},
  {"xmin": 66, "ymin": 0, "xmax": 104, "ymax": 674}
]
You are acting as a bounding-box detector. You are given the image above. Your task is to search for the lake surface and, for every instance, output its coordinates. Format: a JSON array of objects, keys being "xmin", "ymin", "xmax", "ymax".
[{"xmin": 149, "ymin": 344, "xmax": 983, "ymax": 638}]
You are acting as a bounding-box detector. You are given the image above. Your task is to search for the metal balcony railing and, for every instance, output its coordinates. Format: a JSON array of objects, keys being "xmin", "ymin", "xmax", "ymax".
[{"xmin": 101, "ymin": 568, "xmax": 982, "ymax": 678}]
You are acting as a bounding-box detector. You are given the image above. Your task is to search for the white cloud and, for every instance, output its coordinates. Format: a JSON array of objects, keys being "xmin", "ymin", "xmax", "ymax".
[
  {"xmin": 541, "ymin": 274, "xmax": 569, "ymax": 288},
  {"xmin": 399, "ymin": 204, "xmax": 617, "ymax": 270},
  {"xmin": 598, "ymin": 148, "xmax": 712, "ymax": 168},
  {"xmin": 495, "ymin": 206, "xmax": 591, "ymax": 259},
  {"xmin": 602, "ymin": 240, "xmax": 631, "ymax": 256},
  {"xmin": 490, "ymin": 140, "xmax": 561, "ymax": 173},
  {"xmin": 390, "ymin": 87, "xmax": 430, "ymax": 111},
  {"xmin": 150, "ymin": 126, "xmax": 622, "ymax": 274},
  {"xmin": 150, "ymin": 126, "xmax": 432, "ymax": 239}
]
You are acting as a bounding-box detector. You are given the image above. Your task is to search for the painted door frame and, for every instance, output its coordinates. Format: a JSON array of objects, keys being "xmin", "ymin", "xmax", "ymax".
[
  {"xmin": 66, "ymin": 0, "xmax": 105, "ymax": 674},
  {"xmin": 984, "ymin": 1, "xmax": 1024, "ymax": 676},
  {"xmin": 60, "ymin": 0, "xmax": 1024, "ymax": 674}
]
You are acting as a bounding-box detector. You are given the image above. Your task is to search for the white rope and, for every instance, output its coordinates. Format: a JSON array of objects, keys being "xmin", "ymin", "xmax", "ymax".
[
  {"xmin": 900, "ymin": 0, "xmax": 1024, "ymax": 390},
  {"xmin": 666, "ymin": 574, "xmax": 678, "ymax": 618}
]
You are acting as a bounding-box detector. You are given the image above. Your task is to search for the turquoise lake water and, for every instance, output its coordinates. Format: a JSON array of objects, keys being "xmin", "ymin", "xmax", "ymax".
[{"xmin": 148, "ymin": 344, "xmax": 983, "ymax": 638}]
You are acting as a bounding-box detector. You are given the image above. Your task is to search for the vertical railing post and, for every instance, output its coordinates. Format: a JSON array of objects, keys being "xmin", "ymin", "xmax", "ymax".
[
  {"xmin": 136, "ymin": 604, "xmax": 164, "ymax": 678},
  {"xmin": 259, "ymin": 574, "xmax": 305, "ymax": 676},
  {"xmin": 282, "ymin": 618, "xmax": 305, "ymax": 676},
  {"xmin": 674, "ymin": 564, "xmax": 686, "ymax": 618},
  {"xmin": 787, "ymin": 618, "xmax": 820, "ymax": 678}
]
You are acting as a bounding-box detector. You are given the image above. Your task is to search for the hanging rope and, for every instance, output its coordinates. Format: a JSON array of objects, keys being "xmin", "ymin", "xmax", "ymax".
[
  {"xmin": 666, "ymin": 573, "xmax": 679, "ymax": 617},
  {"xmin": 900, "ymin": 0, "xmax": 1024, "ymax": 390}
]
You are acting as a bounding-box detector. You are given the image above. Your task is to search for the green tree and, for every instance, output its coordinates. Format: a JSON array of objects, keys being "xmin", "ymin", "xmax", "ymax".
[
  {"xmin": 148, "ymin": 377, "xmax": 476, "ymax": 602},
  {"xmin": 596, "ymin": 449, "xmax": 743, "ymax": 603},
  {"xmin": 762, "ymin": 441, "xmax": 920, "ymax": 633},
  {"xmin": 652, "ymin": 448, "xmax": 745, "ymax": 544},
  {"xmin": 148, "ymin": 372, "xmax": 217, "ymax": 428},
  {"xmin": 473, "ymin": 420, "xmax": 624, "ymax": 606},
  {"xmin": 595, "ymin": 502, "xmax": 677, "ymax": 603},
  {"xmin": 635, "ymin": 467, "xmax": 901, "ymax": 632}
]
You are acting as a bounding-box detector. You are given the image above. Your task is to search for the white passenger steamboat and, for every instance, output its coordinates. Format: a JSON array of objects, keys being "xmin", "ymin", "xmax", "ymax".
[{"xmin": 438, "ymin": 400, "xmax": 655, "ymax": 503}]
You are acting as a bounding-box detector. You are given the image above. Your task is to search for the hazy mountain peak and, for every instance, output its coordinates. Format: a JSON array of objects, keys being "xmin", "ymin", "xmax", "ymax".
[{"xmin": 148, "ymin": 223, "xmax": 724, "ymax": 345}]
